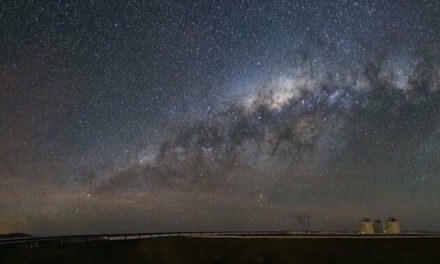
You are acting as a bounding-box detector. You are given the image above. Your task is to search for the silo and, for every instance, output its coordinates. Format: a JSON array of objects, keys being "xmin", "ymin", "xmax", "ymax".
[
  {"xmin": 359, "ymin": 218, "xmax": 374, "ymax": 234},
  {"xmin": 373, "ymin": 219, "xmax": 384, "ymax": 234},
  {"xmin": 385, "ymin": 217, "xmax": 400, "ymax": 234}
]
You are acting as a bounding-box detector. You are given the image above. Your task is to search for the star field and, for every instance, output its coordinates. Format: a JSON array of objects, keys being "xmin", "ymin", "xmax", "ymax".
[{"xmin": 0, "ymin": 0, "xmax": 440, "ymax": 235}]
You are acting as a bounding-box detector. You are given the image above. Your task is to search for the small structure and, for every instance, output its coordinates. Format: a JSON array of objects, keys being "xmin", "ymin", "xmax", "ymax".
[
  {"xmin": 359, "ymin": 218, "xmax": 374, "ymax": 234},
  {"xmin": 384, "ymin": 217, "xmax": 400, "ymax": 234},
  {"xmin": 291, "ymin": 212, "xmax": 313, "ymax": 233},
  {"xmin": 373, "ymin": 219, "xmax": 384, "ymax": 234}
]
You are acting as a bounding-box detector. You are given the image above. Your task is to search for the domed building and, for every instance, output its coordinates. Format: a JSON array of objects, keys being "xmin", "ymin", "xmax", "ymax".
[
  {"xmin": 373, "ymin": 219, "xmax": 384, "ymax": 234},
  {"xmin": 359, "ymin": 218, "xmax": 374, "ymax": 234},
  {"xmin": 384, "ymin": 217, "xmax": 400, "ymax": 234}
]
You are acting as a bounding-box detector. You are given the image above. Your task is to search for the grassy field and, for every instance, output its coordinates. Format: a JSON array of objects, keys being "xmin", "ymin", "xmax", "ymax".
[{"xmin": 1, "ymin": 236, "xmax": 440, "ymax": 263}]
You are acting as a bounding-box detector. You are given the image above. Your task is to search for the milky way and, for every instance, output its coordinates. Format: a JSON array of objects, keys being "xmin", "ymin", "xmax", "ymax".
[{"xmin": 1, "ymin": 0, "xmax": 440, "ymax": 235}]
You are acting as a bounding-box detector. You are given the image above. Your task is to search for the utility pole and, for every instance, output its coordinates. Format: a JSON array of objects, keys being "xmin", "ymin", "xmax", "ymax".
[{"xmin": 292, "ymin": 212, "xmax": 313, "ymax": 233}]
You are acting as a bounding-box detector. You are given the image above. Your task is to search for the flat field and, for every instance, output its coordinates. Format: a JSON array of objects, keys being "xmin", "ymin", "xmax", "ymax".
[{"xmin": 1, "ymin": 236, "xmax": 439, "ymax": 263}]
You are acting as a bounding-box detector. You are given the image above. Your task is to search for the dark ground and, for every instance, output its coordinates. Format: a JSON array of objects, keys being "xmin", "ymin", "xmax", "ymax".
[
  {"xmin": 0, "ymin": 234, "xmax": 32, "ymax": 239},
  {"xmin": 1, "ymin": 237, "xmax": 440, "ymax": 264}
]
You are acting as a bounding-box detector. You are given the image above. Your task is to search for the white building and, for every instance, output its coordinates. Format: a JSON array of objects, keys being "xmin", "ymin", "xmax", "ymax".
[
  {"xmin": 384, "ymin": 217, "xmax": 400, "ymax": 234},
  {"xmin": 359, "ymin": 218, "xmax": 374, "ymax": 234}
]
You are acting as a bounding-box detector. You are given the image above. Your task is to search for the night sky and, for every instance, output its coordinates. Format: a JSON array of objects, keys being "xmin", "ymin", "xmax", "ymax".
[{"xmin": 1, "ymin": 0, "xmax": 440, "ymax": 235}]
